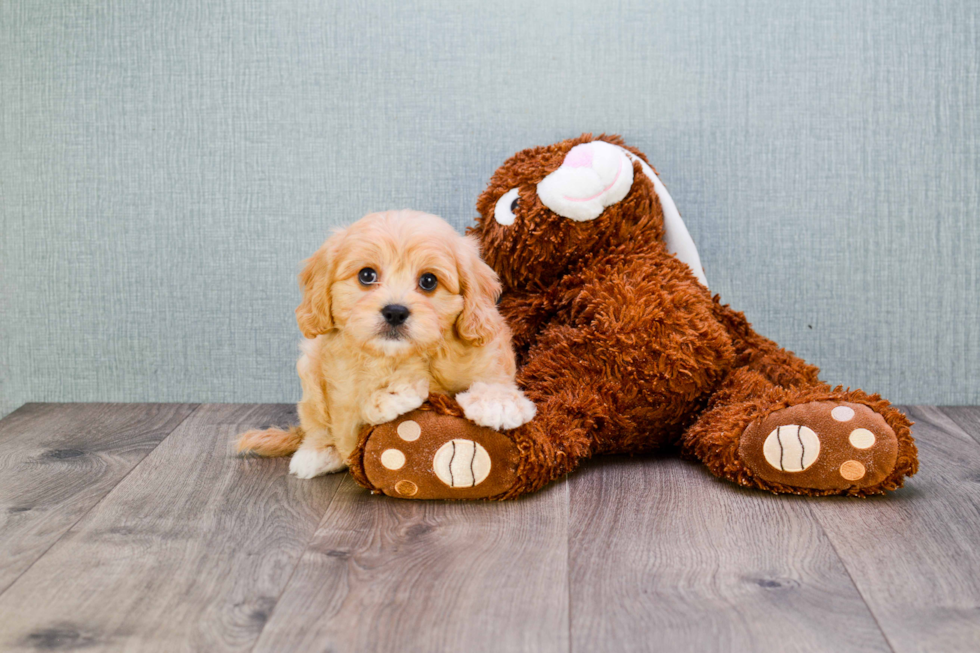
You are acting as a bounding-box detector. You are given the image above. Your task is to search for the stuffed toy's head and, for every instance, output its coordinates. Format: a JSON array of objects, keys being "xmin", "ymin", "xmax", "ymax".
[{"xmin": 469, "ymin": 133, "xmax": 708, "ymax": 290}]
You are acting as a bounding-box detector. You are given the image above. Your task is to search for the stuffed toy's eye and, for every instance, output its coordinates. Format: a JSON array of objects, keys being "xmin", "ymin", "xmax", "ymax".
[
  {"xmin": 358, "ymin": 267, "xmax": 378, "ymax": 285},
  {"xmin": 418, "ymin": 272, "xmax": 438, "ymax": 291},
  {"xmin": 494, "ymin": 188, "xmax": 520, "ymax": 225}
]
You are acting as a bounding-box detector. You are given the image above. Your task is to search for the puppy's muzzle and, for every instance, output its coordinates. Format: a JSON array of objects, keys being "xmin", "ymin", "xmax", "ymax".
[{"xmin": 381, "ymin": 304, "xmax": 410, "ymax": 327}]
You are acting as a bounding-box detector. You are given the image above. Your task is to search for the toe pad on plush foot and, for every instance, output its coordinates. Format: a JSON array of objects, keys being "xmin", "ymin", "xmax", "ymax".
[{"xmin": 740, "ymin": 401, "xmax": 898, "ymax": 491}]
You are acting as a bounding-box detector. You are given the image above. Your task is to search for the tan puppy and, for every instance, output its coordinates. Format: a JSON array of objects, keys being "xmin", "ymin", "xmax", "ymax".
[{"xmin": 237, "ymin": 210, "xmax": 536, "ymax": 478}]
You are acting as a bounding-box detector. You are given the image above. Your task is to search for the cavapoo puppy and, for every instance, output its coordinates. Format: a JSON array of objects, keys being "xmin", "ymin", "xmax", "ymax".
[{"xmin": 237, "ymin": 210, "xmax": 536, "ymax": 478}]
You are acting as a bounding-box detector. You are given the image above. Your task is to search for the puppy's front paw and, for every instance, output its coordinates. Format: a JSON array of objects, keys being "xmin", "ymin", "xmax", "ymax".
[
  {"xmin": 457, "ymin": 382, "xmax": 537, "ymax": 430},
  {"xmin": 289, "ymin": 445, "xmax": 346, "ymax": 479},
  {"xmin": 363, "ymin": 380, "xmax": 429, "ymax": 425}
]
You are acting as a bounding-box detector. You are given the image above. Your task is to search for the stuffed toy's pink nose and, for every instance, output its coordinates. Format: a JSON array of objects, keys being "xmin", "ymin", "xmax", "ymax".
[{"xmin": 562, "ymin": 145, "xmax": 594, "ymax": 169}]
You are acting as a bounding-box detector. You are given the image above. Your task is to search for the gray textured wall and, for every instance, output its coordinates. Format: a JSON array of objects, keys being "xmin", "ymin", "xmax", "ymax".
[{"xmin": 2, "ymin": 0, "xmax": 978, "ymax": 418}]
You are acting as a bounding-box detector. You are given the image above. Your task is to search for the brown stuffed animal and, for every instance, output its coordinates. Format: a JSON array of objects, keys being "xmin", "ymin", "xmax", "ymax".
[{"xmin": 349, "ymin": 134, "xmax": 919, "ymax": 500}]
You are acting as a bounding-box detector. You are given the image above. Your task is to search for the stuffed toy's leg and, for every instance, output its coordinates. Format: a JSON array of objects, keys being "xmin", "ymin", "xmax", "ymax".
[
  {"xmin": 680, "ymin": 305, "xmax": 919, "ymax": 496},
  {"xmin": 349, "ymin": 299, "xmax": 918, "ymax": 500}
]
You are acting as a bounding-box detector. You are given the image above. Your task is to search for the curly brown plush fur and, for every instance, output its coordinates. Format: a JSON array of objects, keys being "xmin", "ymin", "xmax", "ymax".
[{"xmin": 352, "ymin": 134, "xmax": 918, "ymax": 500}]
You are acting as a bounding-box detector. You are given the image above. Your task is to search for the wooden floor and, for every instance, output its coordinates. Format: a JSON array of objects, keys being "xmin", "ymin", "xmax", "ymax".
[{"xmin": 0, "ymin": 405, "xmax": 979, "ymax": 652}]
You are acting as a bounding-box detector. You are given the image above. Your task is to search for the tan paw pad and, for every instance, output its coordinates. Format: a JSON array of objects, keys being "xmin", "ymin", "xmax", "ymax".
[
  {"xmin": 831, "ymin": 406, "xmax": 855, "ymax": 422},
  {"xmin": 433, "ymin": 439, "xmax": 491, "ymax": 487},
  {"xmin": 848, "ymin": 428, "xmax": 875, "ymax": 449},
  {"xmin": 394, "ymin": 480, "xmax": 418, "ymax": 496},
  {"xmin": 762, "ymin": 425, "xmax": 820, "ymax": 472},
  {"xmin": 840, "ymin": 460, "xmax": 866, "ymax": 481},
  {"xmin": 397, "ymin": 420, "xmax": 421, "ymax": 441},
  {"xmin": 380, "ymin": 449, "xmax": 406, "ymax": 470}
]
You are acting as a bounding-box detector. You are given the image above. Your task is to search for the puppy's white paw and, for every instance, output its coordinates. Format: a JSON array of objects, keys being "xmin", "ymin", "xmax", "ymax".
[
  {"xmin": 289, "ymin": 445, "xmax": 346, "ymax": 479},
  {"xmin": 363, "ymin": 379, "xmax": 429, "ymax": 425},
  {"xmin": 457, "ymin": 382, "xmax": 537, "ymax": 430}
]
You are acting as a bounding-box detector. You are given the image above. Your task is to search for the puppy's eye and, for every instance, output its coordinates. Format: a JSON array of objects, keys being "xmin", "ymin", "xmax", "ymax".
[
  {"xmin": 494, "ymin": 188, "xmax": 520, "ymax": 226},
  {"xmin": 418, "ymin": 272, "xmax": 438, "ymax": 292},
  {"xmin": 358, "ymin": 268, "xmax": 378, "ymax": 285}
]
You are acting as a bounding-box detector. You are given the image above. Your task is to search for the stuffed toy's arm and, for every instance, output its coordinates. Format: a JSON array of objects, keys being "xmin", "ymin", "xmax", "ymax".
[
  {"xmin": 520, "ymin": 250, "xmax": 735, "ymax": 409},
  {"xmin": 497, "ymin": 289, "xmax": 561, "ymax": 354}
]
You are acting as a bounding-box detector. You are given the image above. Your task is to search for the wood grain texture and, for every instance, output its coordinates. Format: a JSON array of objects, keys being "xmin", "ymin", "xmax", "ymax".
[
  {"xmin": 0, "ymin": 403, "xmax": 196, "ymax": 594},
  {"xmin": 941, "ymin": 406, "xmax": 980, "ymax": 447},
  {"xmin": 568, "ymin": 455, "xmax": 890, "ymax": 652},
  {"xmin": 0, "ymin": 403, "xmax": 339, "ymax": 652},
  {"xmin": 252, "ymin": 475, "xmax": 570, "ymax": 653},
  {"xmin": 3, "ymin": 403, "xmax": 980, "ymax": 651},
  {"xmin": 811, "ymin": 406, "xmax": 980, "ymax": 653}
]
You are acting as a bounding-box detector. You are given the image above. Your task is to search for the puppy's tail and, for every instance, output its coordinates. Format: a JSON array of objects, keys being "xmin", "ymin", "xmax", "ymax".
[{"xmin": 236, "ymin": 426, "xmax": 304, "ymax": 457}]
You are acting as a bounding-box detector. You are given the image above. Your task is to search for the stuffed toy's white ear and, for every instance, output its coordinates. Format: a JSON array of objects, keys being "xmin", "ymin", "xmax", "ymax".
[{"xmin": 616, "ymin": 146, "xmax": 708, "ymax": 288}]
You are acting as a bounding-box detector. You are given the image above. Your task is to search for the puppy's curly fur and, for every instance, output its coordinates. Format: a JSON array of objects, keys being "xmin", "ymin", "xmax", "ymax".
[{"xmin": 237, "ymin": 210, "xmax": 535, "ymax": 478}]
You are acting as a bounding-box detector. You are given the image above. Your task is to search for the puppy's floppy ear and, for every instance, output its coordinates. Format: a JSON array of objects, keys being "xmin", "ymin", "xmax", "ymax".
[
  {"xmin": 455, "ymin": 235, "xmax": 503, "ymax": 347},
  {"xmin": 296, "ymin": 229, "xmax": 345, "ymax": 339}
]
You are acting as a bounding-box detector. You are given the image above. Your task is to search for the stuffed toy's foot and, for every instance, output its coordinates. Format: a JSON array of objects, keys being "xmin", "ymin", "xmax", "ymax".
[
  {"xmin": 352, "ymin": 405, "xmax": 522, "ymax": 500},
  {"xmin": 740, "ymin": 401, "xmax": 899, "ymax": 491}
]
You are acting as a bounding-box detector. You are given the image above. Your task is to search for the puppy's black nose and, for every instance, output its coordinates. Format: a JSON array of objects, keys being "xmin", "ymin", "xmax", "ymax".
[{"xmin": 381, "ymin": 304, "xmax": 410, "ymax": 326}]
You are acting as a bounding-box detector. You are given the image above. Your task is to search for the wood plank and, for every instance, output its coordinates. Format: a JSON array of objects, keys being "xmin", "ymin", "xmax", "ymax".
[
  {"xmin": 941, "ymin": 405, "xmax": 980, "ymax": 447},
  {"xmin": 0, "ymin": 403, "xmax": 197, "ymax": 594},
  {"xmin": 0, "ymin": 403, "xmax": 340, "ymax": 652},
  {"xmin": 252, "ymin": 475, "xmax": 569, "ymax": 653},
  {"xmin": 811, "ymin": 406, "xmax": 980, "ymax": 653},
  {"xmin": 568, "ymin": 455, "xmax": 890, "ymax": 652}
]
